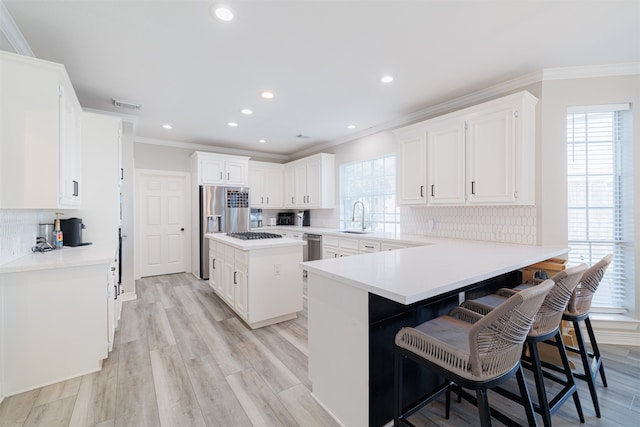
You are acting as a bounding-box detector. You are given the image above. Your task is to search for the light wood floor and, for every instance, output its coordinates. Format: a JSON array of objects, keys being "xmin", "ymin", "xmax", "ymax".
[{"xmin": 0, "ymin": 272, "xmax": 638, "ymax": 426}]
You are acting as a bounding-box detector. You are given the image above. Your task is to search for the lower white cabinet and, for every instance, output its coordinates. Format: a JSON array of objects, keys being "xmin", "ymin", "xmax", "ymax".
[
  {"xmin": 207, "ymin": 238, "xmax": 303, "ymax": 328},
  {"xmin": 0, "ymin": 262, "xmax": 110, "ymax": 396}
]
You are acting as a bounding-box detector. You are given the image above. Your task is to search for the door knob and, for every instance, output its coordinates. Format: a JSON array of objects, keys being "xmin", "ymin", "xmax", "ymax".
[{"xmin": 181, "ymin": 228, "xmax": 185, "ymax": 231}]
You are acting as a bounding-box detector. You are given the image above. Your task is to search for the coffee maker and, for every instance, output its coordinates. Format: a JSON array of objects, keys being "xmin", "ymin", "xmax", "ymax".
[
  {"xmin": 60, "ymin": 218, "xmax": 92, "ymax": 246},
  {"xmin": 298, "ymin": 210, "xmax": 310, "ymax": 227}
]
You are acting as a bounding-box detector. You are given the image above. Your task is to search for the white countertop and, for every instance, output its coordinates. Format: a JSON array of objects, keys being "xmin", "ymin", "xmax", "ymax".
[
  {"xmin": 253, "ymin": 225, "xmax": 433, "ymax": 246},
  {"xmin": 0, "ymin": 245, "xmax": 117, "ymax": 274},
  {"xmin": 301, "ymin": 237, "xmax": 568, "ymax": 305},
  {"xmin": 205, "ymin": 233, "xmax": 306, "ymax": 250}
]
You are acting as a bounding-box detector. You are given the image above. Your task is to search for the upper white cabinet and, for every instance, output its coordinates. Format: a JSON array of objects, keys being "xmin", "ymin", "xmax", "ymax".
[
  {"xmin": 283, "ymin": 164, "xmax": 296, "ymax": 208},
  {"xmin": 465, "ymin": 95, "xmax": 535, "ymax": 204},
  {"xmin": 395, "ymin": 125, "xmax": 428, "ymax": 205},
  {"xmin": 426, "ymin": 116, "xmax": 466, "ymax": 205},
  {"xmin": 191, "ymin": 151, "xmax": 249, "ymax": 186},
  {"xmin": 395, "ymin": 90, "xmax": 537, "ymax": 206},
  {"xmin": 248, "ymin": 161, "xmax": 284, "ymax": 208},
  {"xmin": 0, "ymin": 51, "xmax": 83, "ymax": 209},
  {"xmin": 290, "ymin": 153, "xmax": 335, "ymax": 209}
]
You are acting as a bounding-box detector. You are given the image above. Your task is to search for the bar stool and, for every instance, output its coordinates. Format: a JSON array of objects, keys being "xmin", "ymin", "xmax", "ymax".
[
  {"xmin": 462, "ymin": 264, "xmax": 587, "ymax": 427},
  {"xmin": 556, "ymin": 254, "xmax": 613, "ymax": 418},
  {"xmin": 394, "ymin": 279, "xmax": 554, "ymax": 427}
]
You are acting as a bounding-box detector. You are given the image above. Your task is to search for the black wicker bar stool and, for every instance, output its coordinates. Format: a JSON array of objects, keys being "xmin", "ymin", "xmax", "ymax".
[
  {"xmin": 394, "ymin": 279, "xmax": 554, "ymax": 427},
  {"xmin": 462, "ymin": 264, "xmax": 587, "ymax": 427}
]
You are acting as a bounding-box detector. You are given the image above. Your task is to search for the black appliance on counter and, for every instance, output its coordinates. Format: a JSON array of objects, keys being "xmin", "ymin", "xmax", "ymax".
[
  {"xmin": 60, "ymin": 218, "xmax": 92, "ymax": 247},
  {"xmin": 276, "ymin": 212, "xmax": 296, "ymax": 226},
  {"xmin": 302, "ymin": 210, "xmax": 310, "ymax": 226}
]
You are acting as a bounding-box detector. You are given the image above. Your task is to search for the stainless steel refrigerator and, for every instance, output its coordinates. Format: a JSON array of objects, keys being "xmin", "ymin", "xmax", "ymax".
[{"xmin": 199, "ymin": 185, "xmax": 250, "ymax": 279}]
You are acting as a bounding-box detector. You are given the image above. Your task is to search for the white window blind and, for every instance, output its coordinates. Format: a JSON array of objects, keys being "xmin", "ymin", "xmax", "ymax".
[
  {"xmin": 340, "ymin": 154, "xmax": 400, "ymax": 233},
  {"xmin": 566, "ymin": 106, "xmax": 634, "ymax": 312}
]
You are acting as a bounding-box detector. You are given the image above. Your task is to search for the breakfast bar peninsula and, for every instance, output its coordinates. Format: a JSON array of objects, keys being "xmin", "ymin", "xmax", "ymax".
[{"xmin": 301, "ymin": 238, "xmax": 567, "ymax": 427}]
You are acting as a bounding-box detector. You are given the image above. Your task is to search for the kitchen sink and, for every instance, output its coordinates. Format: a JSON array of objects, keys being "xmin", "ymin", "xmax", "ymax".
[{"xmin": 338, "ymin": 230, "xmax": 372, "ymax": 234}]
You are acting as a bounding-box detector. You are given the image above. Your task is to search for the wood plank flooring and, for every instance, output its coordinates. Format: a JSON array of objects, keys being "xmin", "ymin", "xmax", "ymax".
[{"xmin": 1, "ymin": 272, "xmax": 638, "ymax": 426}]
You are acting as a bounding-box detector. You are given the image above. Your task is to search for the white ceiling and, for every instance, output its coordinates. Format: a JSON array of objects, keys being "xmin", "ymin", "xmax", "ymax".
[{"xmin": 3, "ymin": 0, "xmax": 639, "ymax": 158}]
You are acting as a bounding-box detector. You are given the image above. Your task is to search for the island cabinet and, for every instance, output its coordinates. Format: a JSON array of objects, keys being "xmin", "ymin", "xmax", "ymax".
[
  {"xmin": 248, "ymin": 161, "xmax": 284, "ymax": 208},
  {"xmin": 0, "ymin": 51, "xmax": 83, "ymax": 209},
  {"xmin": 395, "ymin": 90, "xmax": 538, "ymax": 206},
  {"xmin": 191, "ymin": 151, "xmax": 249, "ymax": 186},
  {"xmin": 206, "ymin": 235, "xmax": 304, "ymax": 329}
]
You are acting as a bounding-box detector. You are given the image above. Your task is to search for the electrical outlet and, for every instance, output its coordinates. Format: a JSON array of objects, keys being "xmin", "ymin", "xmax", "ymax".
[
  {"xmin": 274, "ymin": 264, "xmax": 281, "ymax": 276},
  {"xmin": 496, "ymin": 228, "xmax": 505, "ymax": 241}
]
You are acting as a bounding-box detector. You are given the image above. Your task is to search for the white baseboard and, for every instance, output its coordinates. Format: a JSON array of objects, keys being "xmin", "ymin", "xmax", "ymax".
[{"xmin": 119, "ymin": 292, "xmax": 137, "ymax": 302}]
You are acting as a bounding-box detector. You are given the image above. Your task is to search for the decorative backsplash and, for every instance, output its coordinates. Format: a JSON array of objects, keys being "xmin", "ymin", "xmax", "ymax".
[
  {"xmin": 0, "ymin": 210, "xmax": 45, "ymax": 265},
  {"xmin": 400, "ymin": 205, "xmax": 537, "ymax": 244}
]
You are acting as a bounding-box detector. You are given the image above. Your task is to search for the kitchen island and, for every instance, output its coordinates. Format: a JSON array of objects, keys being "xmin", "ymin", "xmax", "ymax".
[
  {"xmin": 301, "ymin": 238, "xmax": 567, "ymax": 427},
  {"xmin": 206, "ymin": 233, "xmax": 305, "ymax": 328}
]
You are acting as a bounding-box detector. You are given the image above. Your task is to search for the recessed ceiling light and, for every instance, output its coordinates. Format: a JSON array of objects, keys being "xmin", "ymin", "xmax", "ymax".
[
  {"xmin": 241, "ymin": 108, "xmax": 253, "ymax": 115},
  {"xmin": 227, "ymin": 121, "xmax": 239, "ymax": 127},
  {"xmin": 380, "ymin": 75, "xmax": 394, "ymax": 83},
  {"xmin": 162, "ymin": 124, "xmax": 173, "ymax": 130},
  {"xmin": 347, "ymin": 124, "xmax": 356, "ymax": 129},
  {"xmin": 211, "ymin": 4, "xmax": 234, "ymax": 22},
  {"xmin": 259, "ymin": 139, "xmax": 267, "ymax": 144},
  {"xmin": 261, "ymin": 91, "xmax": 275, "ymax": 99}
]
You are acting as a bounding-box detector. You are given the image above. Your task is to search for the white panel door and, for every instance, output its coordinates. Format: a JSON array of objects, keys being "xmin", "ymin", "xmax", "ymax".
[{"xmin": 138, "ymin": 171, "xmax": 188, "ymax": 277}]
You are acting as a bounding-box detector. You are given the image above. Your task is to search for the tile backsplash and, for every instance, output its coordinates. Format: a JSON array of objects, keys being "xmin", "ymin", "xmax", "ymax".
[
  {"xmin": 0, "ymin": 210, "xmax": 45, "ymax": 265},
  {"xmin": 401, "ymin": 205, "xmax": 537, "ymax": 244}
]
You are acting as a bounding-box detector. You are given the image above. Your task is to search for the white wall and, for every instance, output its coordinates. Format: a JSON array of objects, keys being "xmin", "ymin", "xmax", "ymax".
[
  {"xmin": 134, "ymin": 142, "xmax": 192, "ymax": 172},
  {"xmin": 539, "ymin": 74, "xmax": 640, "ymax": 322}
]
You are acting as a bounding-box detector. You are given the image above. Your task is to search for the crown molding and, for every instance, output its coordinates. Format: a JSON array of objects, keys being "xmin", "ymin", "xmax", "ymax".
[
  {"xmin": 0, "ymin": 1, "xmax": 34, "ymax": 57},
  {"xmin": 542, "ymin": 62, "xmax": 640, "ymax": 81},
  {"xmin": 134, "ymin": 136, "xmax": 289, "ymax": 162}
]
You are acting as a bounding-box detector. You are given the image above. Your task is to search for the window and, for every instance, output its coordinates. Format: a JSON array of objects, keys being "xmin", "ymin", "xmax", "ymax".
[
  {"xmin": 567, "ymin": 105, "xmax": 634, "ymax": 312},
  {"xmin": 339, "ymin": 154, "xmax": 400, "ymax": 233}
]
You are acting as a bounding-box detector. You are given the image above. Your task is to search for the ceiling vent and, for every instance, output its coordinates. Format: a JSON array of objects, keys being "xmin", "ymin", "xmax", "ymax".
[{"xmin": 112, "ymin": 98, "xmax": 141, "ymax": 110}]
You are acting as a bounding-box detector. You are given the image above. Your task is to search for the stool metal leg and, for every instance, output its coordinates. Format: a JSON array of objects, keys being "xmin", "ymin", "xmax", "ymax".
[
  {"xmin": 516, "ymin": 364, "xmax": 538, "ymax": 427},
  {"xmin": 554, "ymin": 331, "xmax": 585, "ymax": 423},
  {"xmin": 572, "ymin": 318, "xmax": 602, "ymax": 418},
  {"xmin": 476, "ymin": 389, "xmax": 492, "ymax": 427},
  {"xmin": 528, "ymin": 341, "xmax": 552, "ymax": 427},
  {"xmin": 585, "ymin": 317, "xmax": 607, "ymax": 387},
  {"xmin": 394, "ymin": 349, "xmax": 403, "ymax": 426}
]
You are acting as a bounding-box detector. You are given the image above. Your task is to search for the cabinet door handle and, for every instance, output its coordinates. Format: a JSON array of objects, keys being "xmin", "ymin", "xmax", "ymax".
[
  {"xmin": 227, "ymin": 172, "xmax": 230, "ymax": 180},
  {"xmin": 120, "ymin": 168, "xmax": 124, "ymax": 180},
  {"xmin": 212, "ymin": 259, "xmax": 215, "ymax": 269},
  {"xmin": 364, "ymin": 245, "xmax": 374, "ymax": 249},
  {"xmin": 220, "ymin": 172, "xmax": 223, "ymax": 179},
  {"xmin": 266, "ymin": 197, "xmax": 269, "ymax": 204},
  {"xmin": 234, "ymin": 271, "xmax": 237, "ymax": 284},
  {"xmin": 431, "ymin": 185, "xmax": 435, "ymax": 197},
  {"xmin": 471, "ymin": 181, "xmax": 476, "ymax": 195},
  {"xmin": 420, "ymin": 185, "xmax": 424, "ymax": 197},
  {"xmin": 292, "ymin": 196, "xmax": 294, "ymax": 204},
  {"xmin": 261, "ymin": 197, "xmax": 264, "ymax": 204},
  {"xmin": 73, "ymin": 180, "xmax": 79, "ymax": 197}
]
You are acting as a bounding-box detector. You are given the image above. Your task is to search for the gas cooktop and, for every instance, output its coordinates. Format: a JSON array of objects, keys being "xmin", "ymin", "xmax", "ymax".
[{"xmin": 227, "ymin": 232, "xmax": 283, "ymax": 240}]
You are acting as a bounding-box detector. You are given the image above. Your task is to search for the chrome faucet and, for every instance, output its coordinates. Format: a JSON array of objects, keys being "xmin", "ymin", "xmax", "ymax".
[{"xmin": 351, "ymin": 200, "xmax": 366, "ymax": 231}]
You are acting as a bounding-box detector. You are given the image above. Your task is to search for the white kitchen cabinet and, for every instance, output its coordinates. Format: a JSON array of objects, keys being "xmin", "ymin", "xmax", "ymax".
[
  {"xmin": 191, "ymin": 151, "xmax": 249, "ymax": 186},
  {"xmin": 283, "ymin": 165, "xmax": 296, "ymax": 208},
  {"xmin": 426, "ymin": 117, "xmax": 466, "ymax": 205},
  {"xmin": 0, "ymin": 51, "xmax": 83, "ymax": 209},
  {"xmin": 248, "ymin": 161, "xmax": 284, "ymax": 208},
  {"xmin": 290, "ymin": 153, "xmax": 335, "ymax": 209},
  {"xmin": 233, "ymin": 250, "xmax": 249, "ymax": 318},
  {"xmin": 465, "ymin": 93, "xmax": 536, "ymax": 205},
  {"xmin": 395, "ymin": 126, "xmax": 428, "ymax": 205},
  {"xmin": 208, "ymin": 241, "xmax": 223, "ymax": 294},
  {"xmin": 358, "ymin": 239, "xmax": 381, "ymax": 253},
  {"xmin": 208, "ymin": 237, "xmax": 303, "ymax": 328},
  {"xmin": 394, "ymin": 90, "xmax": 537, "ymax": 206},
  {"xmin": 0, "ymin": 262, "xmax": 109, "ymax": 396}
]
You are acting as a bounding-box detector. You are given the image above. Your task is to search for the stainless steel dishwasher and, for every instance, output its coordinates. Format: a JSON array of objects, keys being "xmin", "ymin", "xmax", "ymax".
[{"xmin": 304, "ymin": 233, "xmax": 322, "ymax": 262}]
